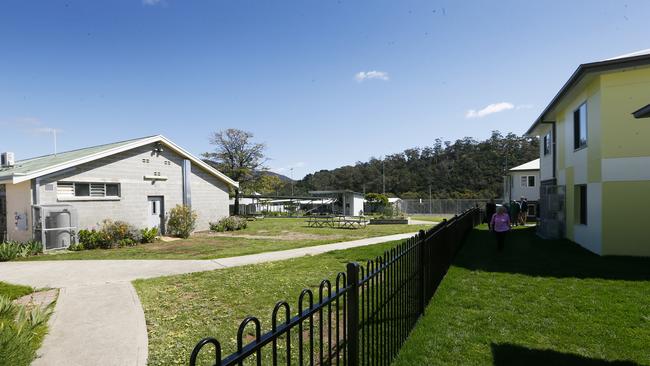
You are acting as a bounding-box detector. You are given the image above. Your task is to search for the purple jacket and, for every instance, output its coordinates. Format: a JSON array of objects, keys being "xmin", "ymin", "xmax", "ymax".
[{"xmin": 491, "ymin": 213, "xmax": 511, "ymax": 232}]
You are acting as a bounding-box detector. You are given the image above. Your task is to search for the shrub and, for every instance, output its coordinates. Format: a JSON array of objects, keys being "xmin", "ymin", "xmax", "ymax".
[
  {"xmin": 68, "ymin": 242, "xmax": 84, "ymax": 251},
  {"xmin": 0, "ymin": 243, "xmax": 20, "ymax": 262},
  {"xmin": 167, "ymin": 205, "xmax": 197, "ymax": 238},
  {"xmin": 116, "ymin": 238, "xmax": 137, "ymax": 248},
  {"xmin": 100, "ymin": 220, "xmax": 135, "ymax": 245},
  {"xmin": 78, "ymin": 229, "xmax": 110, "ymax": 250},
  {"xmin": 209, "ymin": 216, "xmax": 248, "ymax": 232},
  {"xmin": 0, "ymin": 241, "xmax": 43, "ymax": 261},
  {"xmin": 0, "ymin": 295, "xmax": 51, "ymax": 366},
  {"xmin": 21, "ymin": 241, "xmax": 42, "ymax": 257},
  {"xmin": 139, "ymin": 227, "xmax": 158, "ymax": 244}
]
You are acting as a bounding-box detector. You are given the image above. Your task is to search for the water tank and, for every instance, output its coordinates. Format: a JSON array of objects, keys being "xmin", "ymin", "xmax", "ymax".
[{"xmin": 45, "ymin": 211, "xmax": 72, "ymax": 249}]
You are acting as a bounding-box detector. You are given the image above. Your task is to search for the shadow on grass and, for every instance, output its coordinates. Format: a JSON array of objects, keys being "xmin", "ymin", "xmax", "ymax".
[
  {"xmin": 454, "ymin": 226, "xmax": 650, "ymax": 281},
  {"xmin": 491, "ymin": 343, "xmax": 640, "ymax": 366}
]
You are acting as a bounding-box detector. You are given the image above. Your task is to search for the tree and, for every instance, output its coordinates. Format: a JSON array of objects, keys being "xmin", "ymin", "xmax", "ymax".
[
  {"xmin": 295, "ymin": 131, "xmax": 538, "ymax": 199},
  {"xmin": 251, "ymin": 174, "xmax": 283, "ymax": 195},
  {"xmin": 203, "ymin": 129, "xmax": 266, "ymax": 215},
  {"xmin": 365, "ymin": 193, "xmax": 388, "ymax": 213}
]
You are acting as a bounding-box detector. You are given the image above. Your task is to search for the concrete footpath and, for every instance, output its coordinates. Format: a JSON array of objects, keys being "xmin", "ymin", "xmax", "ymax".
[{"xmin": 0, "ymin": 232, "xmax": 415, "ymax": 366}]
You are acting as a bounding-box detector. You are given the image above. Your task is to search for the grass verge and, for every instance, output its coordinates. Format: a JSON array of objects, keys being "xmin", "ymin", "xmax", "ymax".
[
  {"xmin": 23, "ymin": 218, "xmax": 427, "ymax": 261},
  {"xmin": 392, "ymin": 226, "xmax": 650, "ymax": 365},
  {"xmin": 0, "ymin": 281, "xmax": 33, "ymax": 300},
  {"xmin": 133, "ymin": 239, "xmax": 402, "ymax": 365}
]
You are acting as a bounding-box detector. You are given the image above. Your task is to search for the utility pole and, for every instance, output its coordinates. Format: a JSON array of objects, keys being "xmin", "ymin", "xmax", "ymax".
[
  {"xmin": 428, "ymin": 184, "xmax": 432, "ymax": 214},
  {"xmin": 382, "ymin": 159, "xmax": 385, "ymax": 195},
  {"xmin": 290, "ymin": 168, "xmax": 294, "ymax": 196}
]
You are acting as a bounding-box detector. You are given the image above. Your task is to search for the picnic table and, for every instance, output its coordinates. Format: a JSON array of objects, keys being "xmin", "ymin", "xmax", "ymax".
[{"xmin": 306, "ymin": 215, "xmax": 369, "ymax": 229}]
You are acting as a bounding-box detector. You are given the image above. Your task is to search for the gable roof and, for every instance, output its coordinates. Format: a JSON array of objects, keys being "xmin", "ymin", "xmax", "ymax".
[
  {"xmin": 526, "ymin": 49, "xmax": 650, "ymax": 136},
  {"xmin": 0, "ymin": 135, "xmax": 238, "ymax": 187},
  {"xmin": 509, "ymin": 158, "xmax": 540, "ymax": 172}
]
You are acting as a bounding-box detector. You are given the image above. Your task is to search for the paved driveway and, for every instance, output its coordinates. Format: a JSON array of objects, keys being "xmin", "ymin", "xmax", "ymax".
[{"xmin": 0, "ymin": 232, "xmax": 415, "ymax": 366}]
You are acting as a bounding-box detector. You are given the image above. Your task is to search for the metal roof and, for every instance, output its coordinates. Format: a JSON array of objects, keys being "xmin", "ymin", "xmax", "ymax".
[
  {"xmin": 526, "ymin": 49, "xmax": 650, "ymax": 136},
  {"xmin": 0, "ymin": 135, "xmax": 238, "ymax": 187},
  {"xmin": 509, "ymin": 158, "xmax": 540, "ymax": 172},
  {"xmin": 0, "ymin": 137, "xmax": 148, "ymax": 181},
  {"xmin": 309, "ymin": 190, "xmax": 364, "ymax": 196}
]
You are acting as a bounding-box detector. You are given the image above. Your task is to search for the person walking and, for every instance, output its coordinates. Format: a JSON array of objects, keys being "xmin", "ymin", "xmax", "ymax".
[
  {"xmin": 509, "ymin": 199, "xmax": 520, "ymax": 227},
  {"xmin": 490, "ymin": 206, "xmax": 511, "ymax": 252},
  {"xmin": 485, "ymin": 198, "xmax": 496, "ymax": 229},
  {"xmin": 519, "ymin": 197, "xmax": 529, "ymax": 226}
]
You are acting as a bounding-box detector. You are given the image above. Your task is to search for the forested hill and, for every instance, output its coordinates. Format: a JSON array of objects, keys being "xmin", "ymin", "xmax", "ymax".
[{"xmin": 294, "ymin": 131, "xmax": 539, "ymax": 199}]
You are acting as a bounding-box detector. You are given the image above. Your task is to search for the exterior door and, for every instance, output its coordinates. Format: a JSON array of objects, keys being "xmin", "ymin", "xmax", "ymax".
[{"xmin": 147, "ymin": 196, "xmax": 164, "ymax": 234}]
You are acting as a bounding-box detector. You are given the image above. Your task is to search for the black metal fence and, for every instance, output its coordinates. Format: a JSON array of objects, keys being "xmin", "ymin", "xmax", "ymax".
[{"xmin": 190, "ymin": 208, "xmax": 482, "ymax": 366}]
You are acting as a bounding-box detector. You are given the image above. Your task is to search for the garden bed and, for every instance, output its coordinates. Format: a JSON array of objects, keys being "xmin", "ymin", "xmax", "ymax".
[{"xmin": 369, "ymin": 218, "xmax": 410, "ymax": 225}]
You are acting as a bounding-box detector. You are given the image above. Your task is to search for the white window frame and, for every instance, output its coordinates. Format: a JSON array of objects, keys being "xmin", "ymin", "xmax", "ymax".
[
  {"xmin": 57, "ymin": 182, "xmax": 121, "ymax": 201},
  {"xmin": 520, "ymin": 175, "xmax": 536, "ymax": 188}
]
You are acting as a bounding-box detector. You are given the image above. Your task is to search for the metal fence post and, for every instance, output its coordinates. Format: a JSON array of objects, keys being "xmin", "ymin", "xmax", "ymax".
[
  {"xmin": 418, "ymin": 229, "xmax": 426, "ymax": 316},
  {"xmin": 346, "ymin": 262, "xmax": 360, "ymax": 366}
]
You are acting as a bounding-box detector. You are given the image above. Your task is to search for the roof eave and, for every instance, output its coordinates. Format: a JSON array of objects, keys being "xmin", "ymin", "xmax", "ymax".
[
  {"xmin": 10, "ymin": 135, "xmax": 239, "ymax": 188},
  {"xmin": 526, "ymin": 53, "xmax": 650, "ymax": 136}
]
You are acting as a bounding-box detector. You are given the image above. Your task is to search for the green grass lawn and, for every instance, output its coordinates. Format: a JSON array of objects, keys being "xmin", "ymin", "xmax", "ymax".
[
  {"xmin": 0, "ymin": 281, "xmax": 34, "ymax": 300},
  {"xmin": 393, "ymin": 226, "xmax": 650, "ymax": 366},
  {"xmin": 133, "ymin": 239, "xmax": 402, "ymax": 366},
  {"xmin": 0, "ymin": 282, "xmax": 52, "ymax": 366},
  {"xmin": 22, "ymin": 218, "xmax": 428, "ymax": 261}
]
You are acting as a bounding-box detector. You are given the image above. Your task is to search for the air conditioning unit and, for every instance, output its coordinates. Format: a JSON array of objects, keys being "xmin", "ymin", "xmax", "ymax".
[{"xmin": 1, "ymin": 152, "xmax": 15, "ymax": 167}]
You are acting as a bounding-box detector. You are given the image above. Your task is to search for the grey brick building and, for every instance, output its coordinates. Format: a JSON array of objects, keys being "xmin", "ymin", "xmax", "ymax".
[{"xmin": 0, "ymin": 135, "xmax": 237, "ymax": 247}]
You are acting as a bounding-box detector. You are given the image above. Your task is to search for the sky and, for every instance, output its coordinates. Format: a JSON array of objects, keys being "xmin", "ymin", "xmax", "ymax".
[{"xmin": 1, "ymin": 0, "xmax": 648, "ymax": 179}]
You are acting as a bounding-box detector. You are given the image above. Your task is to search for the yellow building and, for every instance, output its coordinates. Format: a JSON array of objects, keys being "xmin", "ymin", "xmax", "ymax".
[{"xmin": 527, "ymin": 49, "xmax": 650, "ymax": 257}]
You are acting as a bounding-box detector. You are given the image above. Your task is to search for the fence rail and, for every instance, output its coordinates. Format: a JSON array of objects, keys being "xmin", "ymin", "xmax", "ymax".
[{"xmin": 190, "ymin": 208, "xmax": 482, "ymax": 366}]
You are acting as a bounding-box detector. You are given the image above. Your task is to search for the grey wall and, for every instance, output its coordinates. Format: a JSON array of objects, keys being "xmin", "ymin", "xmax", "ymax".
[{"xmin": 37, "ymin": 143, "xmax": 230, "ymax": 233}]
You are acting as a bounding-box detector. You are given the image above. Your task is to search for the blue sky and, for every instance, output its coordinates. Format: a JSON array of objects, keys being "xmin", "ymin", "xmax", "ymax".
[{"xmin": 1, "ymin": 0, "xmax": 648, "ymax": 179}]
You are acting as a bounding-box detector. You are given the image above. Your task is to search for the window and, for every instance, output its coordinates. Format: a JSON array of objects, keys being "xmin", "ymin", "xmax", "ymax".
[
  {"xmin": 106, "ymin": 184, "xmax": 119, "ymax": 197},
  {"xmin": 543, "ymin": 133, "xmax": 552, "ymax": 155},
  {"xmin": 57, "ymin": 182, "xmax": 120, "ymax": 198},
  {"xmin": 576, "ymin": 185, "xmax": 587, "ymax": 225},
  {"xmin": 520, "ymin": 175, "xmax": 536, "ymax": 187},
  {"xmin": 75, "ymin": 183, "xmax": 90, "ymax": 197},
  {"xmin": 573, "ymin": 103, "xmax": 587, "ymax": 149}
]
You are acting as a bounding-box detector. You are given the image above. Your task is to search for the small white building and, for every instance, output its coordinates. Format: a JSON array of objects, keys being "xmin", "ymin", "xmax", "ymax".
[
  {"xmin": 310, "ymin": 190, "xmax": 364, "ymax": 216},
  {"xmin": 0, "ymin": 135, "xmax": 237, "ymax": 248},
  {"xmin": 504, "ymin": 158, "xmax": 540, "ymax": 203}
]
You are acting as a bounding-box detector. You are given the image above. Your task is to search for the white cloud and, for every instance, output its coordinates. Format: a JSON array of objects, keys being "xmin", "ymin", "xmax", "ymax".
[
  {"xmin": 142, "ymin": 0, "xmax": 163, "ymax": 5},
  {"xmin": 355, "ymin": 71, "xmax": 389, "ymax": 82},
  {"xmin": 465, "ymin": 102, "xmax": 515, "ymax": 119}
]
